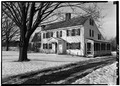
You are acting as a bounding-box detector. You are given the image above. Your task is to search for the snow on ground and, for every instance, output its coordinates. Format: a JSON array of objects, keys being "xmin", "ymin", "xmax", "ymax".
[
  {"xmin": 2, "ymin": 51, "xmax": 95, "ymax": 78},
  {"xmin": 73, "ymin": 62, "xmax": 117, "ymax": 85}
]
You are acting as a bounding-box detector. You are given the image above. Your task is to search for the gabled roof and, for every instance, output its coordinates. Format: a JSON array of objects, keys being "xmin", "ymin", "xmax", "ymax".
[
  {"xmin": 42, "ymin": 15, "xmax": 91, "ymax": 31},
  {"xmin": 31, "ymin": 32, "xmax": 41, "ymax": 42},
  {"xmin": 48, "ymin": 37, "xmax": 66, "ymax": 43}
]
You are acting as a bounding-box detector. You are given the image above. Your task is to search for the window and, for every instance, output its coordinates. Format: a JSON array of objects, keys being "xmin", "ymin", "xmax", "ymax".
[
  {"xmin": 94, "ymin": 43, "xmax": 100, "ymax": 51},
  {"xmin": 43, "ymin": 44, "xmax": 46, "ymax": 49},
  {"xmin": 46, "ymin": 32, "xmax": 49, "ymax": 38},
  {"xmin": 76, "ymin": 29, "xmax": 80, "ymax": 35},
  {"xmin": 60, "ymin": 31, "xmax": 62, "ymax": 37},
  {"xmin": 67, "ymin": 42, "xmax": 80, "ymax": 49},
  {"xmin": 67, "ymin": 43, "xmax": 71, "ymax": 49},
  {"xmin": 89, "ymin": 29, "xmax": 91, "ymax": 37},
  {"xmin": 36, "ymin": 43, "xmax": 41, "ymax": 48},
  {"xmin": 92, "ymin": 30, "xmax": 94, "ymax": 37},
  {"xmin": 101, "ymin": 43, "xmax": 106, "ymax": 50},
  {"xmin": 49, "ymin": 44, "xmax": 52, "ymax": 49},
  {"xmin": 67, "ymin": 30, "xmax": 71, "ymax": 36},
  {"xmin": 107, "ymin": 44, "xmax": 110, "ymax": 50},
  {"xmin": 71, "ymin": 29, "xmax": 76, "ymax": 36},
  {"xmin": 51, "ymin": 32, "xmax": 53, "ymax": 37},
  {"xmin": 98, "ymin": 34, "xmax": 101, "ymax": 40},
  {"xmin": 56, "ymin": 31, "xmax": 59, "ymax": 38}
]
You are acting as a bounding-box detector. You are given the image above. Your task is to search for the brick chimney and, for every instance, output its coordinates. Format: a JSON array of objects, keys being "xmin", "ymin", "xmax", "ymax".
[
  {"xmin": 65, "ymin": 13, "xmax": 71, "ymax": 20},
  {"xmin": 41, "ymin": 25, "xmax": 46, "ymax": 30}
]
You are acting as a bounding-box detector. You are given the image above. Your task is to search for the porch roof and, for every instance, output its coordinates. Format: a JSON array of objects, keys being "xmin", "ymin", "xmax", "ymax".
[
  {"xmin": 86, "ymin": 38, "xmax": 110, "ymax": 43},
  {"xmin": 48, "ymin": 37, "xmax": 66, "ymax": 43}
]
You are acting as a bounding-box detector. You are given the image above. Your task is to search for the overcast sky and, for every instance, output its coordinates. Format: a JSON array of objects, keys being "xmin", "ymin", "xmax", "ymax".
[{"xmin": 98, "ymin": 1, "xmax": 116, "ymax": 40}]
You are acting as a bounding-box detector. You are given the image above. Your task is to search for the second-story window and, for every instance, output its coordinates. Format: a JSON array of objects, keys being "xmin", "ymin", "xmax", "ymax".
[
  {"xmin": 92, "ymin": 30, "xmax": 94, "ymax": 37},
  {"xmin": 67, "ymin": 30, "xmax": 71, "ymax": 36},
  {"xmin": 51, "ymin": 32, "xmax": 53, "ymax": 37},
  {"xmin": 43, "ymin": 33, "xmax": 46, "ymax": 39},
  {"xmin": 56, "ymin": 31, "xmax": 59, "ymax": 38},
  {"xmin": 71, "ymin": 29, "xmax": 75, "ymax": 36},
  {"xmin": 60, "ymin": 31, "xmax": 62, "ymax": 37},
  {"xmin": 76, "ymin": 29, "xmax": 80, "ymax": 35},
  {"xmin": 98, "ymin": 34, "xmax": 101, "ymax": 40}
]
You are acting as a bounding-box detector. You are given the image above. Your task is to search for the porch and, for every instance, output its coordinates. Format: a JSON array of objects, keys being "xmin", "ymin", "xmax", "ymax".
[{"xmin": 85, "ymin": 38, "xmax": 111, "ymax": 57}]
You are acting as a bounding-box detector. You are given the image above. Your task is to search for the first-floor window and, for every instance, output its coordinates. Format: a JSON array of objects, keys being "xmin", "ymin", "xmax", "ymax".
[
  {"xmin": 43, "ymin": 43, "xmax": 52, "ymax": 49},
  {"xmin": 49, "ymin": 44, "xmax": 52, "ymax": 49},
  {"xmin": 101, "ymin": 43, "xmax": 106, "ymax": 50},
  {"xmin": 107, "ymin": 44, "xmax": 110, "ymax": 50},
  {"xmin": 94, "ymin": 43, "xmax": 100, "ymax": 51},
  {"xmin": 67, "ymin": 42, "xmax": 80, "ymax": 49},
  {"xmin": 67, "ymin": 43, "xmax": 71, "ymax": 49},
  {"xmin": 43, "ymin": 44, "xmax": 45, "ymax": 49}
]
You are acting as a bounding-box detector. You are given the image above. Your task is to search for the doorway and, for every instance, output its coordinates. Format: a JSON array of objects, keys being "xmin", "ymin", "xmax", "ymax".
[{"xmin": 87, "ymin": 43, "xmax": 92, "ymax": 54}]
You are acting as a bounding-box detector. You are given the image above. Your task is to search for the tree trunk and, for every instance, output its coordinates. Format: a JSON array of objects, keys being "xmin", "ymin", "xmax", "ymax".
[
  {"xmin": 6, "ymin": 39, "xmax": 9, "ymax": 51},
  {"xmin": 6, "ymin": 42, "xmax": 9, "ymax": 51},
  {"xmin": 18, "ymin": 39, "xmax": 30, "ymax": 61}
]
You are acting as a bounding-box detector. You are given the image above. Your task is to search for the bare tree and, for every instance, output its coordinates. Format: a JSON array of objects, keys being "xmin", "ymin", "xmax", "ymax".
[
  {"xmin": 2, "ymin": 2, "xmax": 63, "ymax": 61},
  {"xmin": 2, "ymin": 2, "xmax": 103, "ymax": 61},
  {"xmin": 2, "ymin": 15, "xmax": 19, "ymax": 51}
]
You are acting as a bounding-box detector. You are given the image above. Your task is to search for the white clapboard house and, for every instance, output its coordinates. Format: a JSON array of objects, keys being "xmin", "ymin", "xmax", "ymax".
[{"xmin": 40, "ymin": 13, "xmax": 111, "ymax": 57}]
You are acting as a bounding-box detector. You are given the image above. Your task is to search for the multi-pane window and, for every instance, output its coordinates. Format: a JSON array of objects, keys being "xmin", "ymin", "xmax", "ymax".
[
  {"xmin": 43, "ymin": 43, "xmax": 52, "ymax": 49},
  {"xmin": 67, "ymin": 43, "xmax": 71, "ymax": 49},
  {"xmin": 67, "ymin": 29, "xmax": 80, "ymax": 36},
  {"xmin": 67, "ymin": 42, "xmax": 81, "ymax": 49},
  {"xmin": 98, "ymin": 34, "xmax": 101, "ymax": 40},
  {"xmin": 94, "ymin": 43, "xmax": 100, "ymax": 51},
  {"xmin": 71, "ymin": 29, "xmax": 76, "ymax": 36},
  {"xmin": 51, "ymin": 32, "xmax": 53, "ymax": 37},
  {"xmin": 49, "ymin": 44, "xmax": 52, "ymax": 49},
  {"xmin": 101, "ymin": 43, "xmax": 106, "ymax": 50},
  {"xmin": 107, "ymin": 44, "xmax": 110, "ymax": 50},
  {"xmin": 43, "ymin": 44, "xmax": 46, "ymax": 49},
  {"xmin": 43, "ymin": 32, "xmax": 53, "ymax": 39}
]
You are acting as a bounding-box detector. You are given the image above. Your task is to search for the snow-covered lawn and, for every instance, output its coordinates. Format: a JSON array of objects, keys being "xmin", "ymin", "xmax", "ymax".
[
  {"xmin": 73, "ymin": 62, "xmax": 117, "ymax": 85},
  {"xmin": 2, "ymin": 51, "xmax": 95, "ymax": 78}
]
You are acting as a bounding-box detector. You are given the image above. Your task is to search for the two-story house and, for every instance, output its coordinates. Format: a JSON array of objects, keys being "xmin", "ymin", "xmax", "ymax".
[{"xmin": 40, "ymin": 13, "xmax": 111, "ymax": 57}]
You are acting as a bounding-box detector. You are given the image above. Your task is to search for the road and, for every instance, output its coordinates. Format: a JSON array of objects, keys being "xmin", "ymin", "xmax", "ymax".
[{"xmin": 2, "ymin": 56, "xmax": 116, "ymax": 84}]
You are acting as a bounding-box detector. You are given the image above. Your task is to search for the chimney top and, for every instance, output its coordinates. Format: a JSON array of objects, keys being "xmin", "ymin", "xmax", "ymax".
[
  {"xmin": 41, "ymin": 25, "xmax": 46, "ymax": 30},
  {"xmin": 65, "ymin": 13, "xmax": 71, "ymax": 21}
]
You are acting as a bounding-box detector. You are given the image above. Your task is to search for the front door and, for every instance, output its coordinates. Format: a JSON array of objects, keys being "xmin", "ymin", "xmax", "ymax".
[{"xmin": 87, "ymin": 43, "xmax": 92, "ymax": 54}]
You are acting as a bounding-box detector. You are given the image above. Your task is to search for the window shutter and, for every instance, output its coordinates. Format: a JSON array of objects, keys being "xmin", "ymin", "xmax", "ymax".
[{"xmin": 90, "ymin": 29, "xmax": 91, "ymax": 37}]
